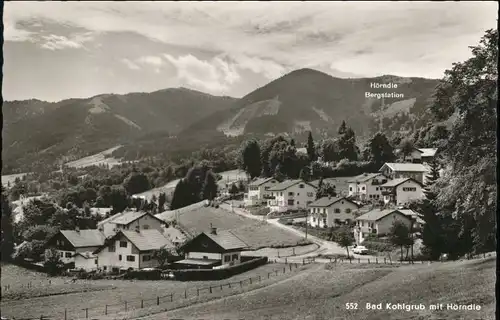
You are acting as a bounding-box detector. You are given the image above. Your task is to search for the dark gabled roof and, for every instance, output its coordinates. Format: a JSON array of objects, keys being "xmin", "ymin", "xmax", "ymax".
[
  {"xmin": 60, "ymin": 230, "xmax": 105, "ymax": 248},
  {"xmin": 355, "ymin": 209, "xmax": 411, "ymax": 222},
  {"xmin": 347, "ymin": 173, "xmax": 383, "ymax": 183},
  {"xmin": 180, "ymin": 230, "xmax": 248, "ymax": 252},
  {"xmin": 381, "ymin": 177, "xmax": 423, "ymax": 188},
  {"xmin": 308, "ymin": 196, "xmax": 360, "ymax": 208},
  {"xmin": 204, "ymin": 230, "xmax": 248, "ymax": 250},
  {"xmin": 268, "ymin": 179, "xmax": 316, "ymax": 191},
  {"xmin": 94, "ymin": 229, "xmax": 175, "ymax": 253}
]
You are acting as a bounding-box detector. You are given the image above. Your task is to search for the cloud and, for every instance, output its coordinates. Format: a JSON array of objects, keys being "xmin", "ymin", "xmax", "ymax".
[
  {"xmin": 40, "ymin": 33, "xmax": 93, "ymax": 50},
  {"xmin": 228, "ymin": 54, "xmax": 286, "ymax": 80},
  {"xmin": 163, "ymin": 54, "xmax": 241, "ymax": 93},
  {"xmin": 137, "ymin": 55, "xmax": 164, "ymax": 67},
  {"xmin": 121, "ymin": 58, "xmax": 141, "ymax": 70}
]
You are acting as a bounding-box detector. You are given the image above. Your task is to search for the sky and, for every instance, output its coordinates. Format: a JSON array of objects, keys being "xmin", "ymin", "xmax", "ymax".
[{"xmin": 3, "ymin": 1, "xmax": 498, "ymax": 102}]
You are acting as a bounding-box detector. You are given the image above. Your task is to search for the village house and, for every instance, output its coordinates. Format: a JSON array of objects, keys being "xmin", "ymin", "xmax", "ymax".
[
  {"xmin": 380, "ymin": 178, "xmax": 425, "ymax": 206},
  {"xmin": 398, "ymin": 208, "xmax": 426, "ymax": 231},
  {"xmin": 308, "ymin": 196, "xmax": 360, "ymax": 228},
  {"xmin": 310, "ymin": 177, "xmax": 353, "ymax": 197},
  {"xmin": 97, "ymin": 210, "xmax": 166, "ymax": 238},
  {"xmin": 379, "ymin": 163, "xmax": 429, "ymax": 184},
  {"xmin": 244, "ymin": 177, "xmax": 279, "ymax": 207},
  {"xmin": 347, "ymin": 173, "xmax": 388, "ymax": 202},
  {"xmin": 45, "ymin": 228, "xmax": 105, "ymax": 267},
  {"xmin": 93, "ymin": 228, "xmax": 175, "ymax": 272},
  {"xmin": 354, "ymin": 209, "xmax": 413, "ymax": 243},
  {"xmin": 174, "ymin": 227, "xmax": 248, "ymax": 269},
  {"xmin": 267, "ymin": 179, "xmax": 317, "ymax": 212},
  {"xmin": 397, "ymin": 147, "xmax": 438, "ymax": 164}
]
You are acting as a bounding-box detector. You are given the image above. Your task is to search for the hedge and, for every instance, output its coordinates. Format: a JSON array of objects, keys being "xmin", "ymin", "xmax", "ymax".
[
  {"xmin": 362, "ymin": 240, "xmax": 395, "ymax": 252},
  {"xmin": 124, "ymin": 256, "xmax": 268, "ymax": 281}
]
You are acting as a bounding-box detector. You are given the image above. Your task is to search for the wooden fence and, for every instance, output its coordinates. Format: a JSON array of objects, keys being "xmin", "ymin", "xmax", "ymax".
[{"xmin": 5, "ymin": 263, "xmax": 304, "ymax": 320}]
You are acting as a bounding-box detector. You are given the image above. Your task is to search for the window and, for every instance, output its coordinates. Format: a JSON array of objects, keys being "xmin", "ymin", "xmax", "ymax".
[
  {"xmin": 376, "ymin": 187, "xmax": 379, "ymax": 191},
  {"xmin": 65, "ymin": 252, "xmax": 72, "ymax": 258},
  {"xmin": 297, "ymin": 201, "xmax": 300, "ymax": 205},
  {"xmin": 126, "ymin": 255, "xmax": 135, "ymax": 262},
  {"xmin": 143, "ymin": 255, "xmax": 151, "ymax": 262},
  {"xmin": 59, "ymin": 252, "xmax": 64, "ymax": 257},
  {"xmin": 264, "ymin": 187, "xmax": 270, "ymax": 190},
  {"xmin": 323, "ymin": 218, "xmax": 327, "ymax": 225},
  {"xmin": 313, "ymin": 217, "xmax": 316, "ymax": 222},
  {"xmin": 361, "ymin": 186, "xmax": 365, "ymax": 191},
  {"xmin": 103, "ymin": 266, "xmax": 107, "ymax": 271},
  {"xmin": 334, "ymin": 219, "xmax": 341, "ymax": 225},
  {"xmin": 203, "ymin": 256, "xmax": 208, "ymax": 260},
  {"xmin": 297, "ymin": 193, "xmax": 300, "ymax": 196},
  {"xmin": 109, "ymin": 245, "xmax": 116, "ymax": 252},
  {"xmin": 95, "ymin": 259, "xmax": 98, "ymax": 265},
  {"xmin": 119, "ymin": 255, "xmax": 122, "ymax": 261},
  {"xmin": 280, "ymin": 192, "xmax": 283, "ymax": 196},
  {"xmin": 307, "ymin": 201, "xmax": 312, "ymax": 205},
  {"xmin": 120, "ymin": 241, "xmax": 128, "ymax": 248},
  {"xmin": 232, "ymin": 254, "xmax": 238, "ymax": 261},
  {"xmin": 288, "ymin": 192, "xmax": 294, "ymax": 196},
  {"xmin": 349, "ymin": 187, "xmax": 353, "ymax": 191},
  {"xmin": 345, "ymin": 208, "xmax": 352, "ymax": 213},
  {"xmin": 224, "ymin": 255, "xmax": 231, "ymax": 262},
  {"xmin": 299, "ymin": 184, "xmax": 304, "ymax": 188},
  {"xmin": 307, "ymin": 192, "xmax": 314, "ymax": 197},
  {"xmin": 143, "ymin": 225, "xmax": 150, "ymax": 230},
  {"xmin": 334, "ymin": 208, "xmax": 340, "ymax": 213},
  {"xmin": 287, "ymin": 199, "xmax": 295, "ymax": 205}
]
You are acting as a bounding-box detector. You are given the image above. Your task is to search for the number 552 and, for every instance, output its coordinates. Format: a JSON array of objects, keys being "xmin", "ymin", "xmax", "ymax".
[{"xmin": 345, "ymin": 303, "xmax": 358, "ymax": 310}]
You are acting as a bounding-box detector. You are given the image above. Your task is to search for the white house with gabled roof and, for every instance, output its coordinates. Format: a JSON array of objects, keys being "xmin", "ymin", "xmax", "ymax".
[
  {"xmin": 97, "ymin": 210, "xmax": 166, "ymax": 238},
  {"xmin": 379, "ymin": 163, "xmax": 429, "ymax": 184},
  {"xmin": 347, "ymin": 173, "xmax": 388, "ymax": 202},
  {"xmin": 354, "ymin": 209, "xmax": 413, "ymax": 243},
  {"xmin": 380, "ymin": 178, "xmax": 425, "ymax": 206},
  {"xmin": 308, "ymin": 196, "xmax": 360, "ymax": 228},
  {"xmin": 267, "ymin": 179, "xmax": 317, "ymax": 212},
  {"xmin": 244, "ymin": 177, "xmax": 279, "ymax": 207}
]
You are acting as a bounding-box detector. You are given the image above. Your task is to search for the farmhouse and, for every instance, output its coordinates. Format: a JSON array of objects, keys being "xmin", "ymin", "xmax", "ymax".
[
  {"xmin": 347, "ymin": 173, "xmax": 388, "ymax": 202},
  {"xmin": 97, "ymin": 210, "xmax": 165, "ymax": 238},
  {"xmin": 244, "ymin": 177, "xmax": 279, "ymax": 207},
  {"xmin": 354, "ymin": 209, "xmax": 412, "ymax": 243},
  {"xmin": 380, "ymin": 178, "xmax": 425, "ymax": 206},
  {"xmin": 379, "ymin": 163, "xmax": 429, "ymax": 184},
  {"xmin": 45, "ymin": 228, "xmax": 105, "ymax": 266},
  {"xmin": 94, "ymin": 228, "xmax": 175, "ymax": 272},
  {"xmin": 396, "ymin": 147, "xmax": 438, "ymax": 164},
  {"xmin": 175, "ymin": 227, "xmax": 248, "ymax": 269},
  {"xmin": 308, "ymin": 196, "xmax": 360, "ymax": 228},
  {"xmin": 399, "ymin": 209, "xmax": 425, "ymax": 230},
  {"xmin": 267, "ymin": 179, "xmax": 317, "ymax": 212}
]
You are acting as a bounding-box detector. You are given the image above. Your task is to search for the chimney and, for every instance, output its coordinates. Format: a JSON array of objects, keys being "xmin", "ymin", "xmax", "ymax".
[
  {"xmin": 75, "ymin": 226, "xmax": 80, "ymax": 233},
  {"xmin": 135, "ymin": 225, "xmax": 140, "ymax": 233},
  {"xmin": 210, "ymin": 224, "xmax": 217, "ymax": 235}
]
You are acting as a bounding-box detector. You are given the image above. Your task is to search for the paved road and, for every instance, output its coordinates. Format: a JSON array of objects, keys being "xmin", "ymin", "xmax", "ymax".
[{"xmin": 221, "ymin": 203, "xmax": 377, "ymax": 261}]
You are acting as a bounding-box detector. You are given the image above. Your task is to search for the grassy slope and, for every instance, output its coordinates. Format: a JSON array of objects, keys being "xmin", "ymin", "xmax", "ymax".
[
  {"xmin": 174, "ymin": 206, "xmax": 307, "ymax": 249},
  {"xmin": 0, "ymin": 263, "xmax": 306, "ymax": 320},
  {"xmin": 153, "ymin": 257, "xmax": 496, "ymax": 320}
]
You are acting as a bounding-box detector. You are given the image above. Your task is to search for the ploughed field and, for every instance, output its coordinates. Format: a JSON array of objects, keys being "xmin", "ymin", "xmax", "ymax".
[
  {"xmin": 0, "ymin": 262, "xmax": 307, "ymax": 320},
  {"xmin": 144, "ymin": 256, "xmax": 496, "ymax": 320}
]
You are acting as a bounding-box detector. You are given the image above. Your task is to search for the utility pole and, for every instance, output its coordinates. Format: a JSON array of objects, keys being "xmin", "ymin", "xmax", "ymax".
[{"xmin": 305, "ymin": 209, "xmax": 308, "ymax": 240}]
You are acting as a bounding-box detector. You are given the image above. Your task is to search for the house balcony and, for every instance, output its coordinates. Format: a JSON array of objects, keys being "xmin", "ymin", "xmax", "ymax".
[
  {"xmin": 381, "ymin": 189, "xmax": 394, "ymax": 196},
  {"xmin": 263, "ymin": 194, "xmax": 275, "ymax": 200}
]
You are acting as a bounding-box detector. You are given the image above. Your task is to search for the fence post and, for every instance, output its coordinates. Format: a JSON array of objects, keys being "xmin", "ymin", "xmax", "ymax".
[
  {"xmin": 85, "ymin": 308, "xmax": 88, "ymax": 318},
  {"xmin": 105, "ymin": 305, "xmax": 108, "ymax": 315},
  {"xmin": 285, "ymin": 257, "xmax": 287, "ymax": 264},
  {"xmin": 141, "ymin": 299, "xmax": 144, "ymax": 308},
  {"xmin": 259, "ymin": 275, "xmax": 262, "ymax": 282},
  {"xmin": 268, "ymin": 272, "xmax": 270, "ymax": 279},
  {"xmin": 289, "ymin": 264, "xmax": 292, "ymax": 271},
  {"xmin": 278, "ymin": 250, "xmax": 280, "ymax": 258},
  {"xmin": 171, "ymin": 293, "xmax": 173, "ymax": 301},
  {"xmin": 197, "ymin": 288, "xmax": 199, "ymax": 296},
  {"xmin": 65, "ymin": 308, "xmax": 67, "ymax": 320},
  {"xmin": 250, "ymin": 277, "xmax": 252, "ymax": 284},
  {"xmin": 229, "ymin": 282, "xmax": 232, "ymax": 288},
  {"xmin": 210, "ymin": 286, "xmax": 213, "ymax": 293},
  {"xmin": 275, "ymin": 270, "xmax": 278, "ymax": 276},
  {"xmin": 283, "ymin": 267, "xmax": 285, "ymax": 273},
  {"xmin": 334, "ymin": 257, "xmax": 337, "ymax": 263},
  {"xmin": 376, "ymin": 258, "xmax": 378, "ymax": 264},
  {"xmin": 358, "ymin": 258, "xmax": 360, "ymax": 263},
  {"xmin": 302, "ymin": 258, "xmax": 305, "ymax": 265},
  {"xmin": 368, "ymin": 259, "xmax": 370, "ymax": 264},
  {"xmin": 125, "ymin": 301, "xmax": 127, "ymax": 312},
  {"xmin": 293, "ymin": 247, "xmax": 295, "ymax": 256},
  {"xmin": 157, "ymin": 296, "xmax": 160, "ymax": 305}
]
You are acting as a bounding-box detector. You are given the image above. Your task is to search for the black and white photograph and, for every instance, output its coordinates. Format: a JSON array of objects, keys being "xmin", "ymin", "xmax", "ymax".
[{"xmin": 1, "ymin": 1, "xmax": 498, "ymax": 319}]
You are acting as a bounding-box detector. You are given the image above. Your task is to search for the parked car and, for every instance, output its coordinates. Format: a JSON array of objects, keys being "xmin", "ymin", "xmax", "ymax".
[{"xmin": 352, "ymin": 245, "xmax": 369, "ymax": 255}]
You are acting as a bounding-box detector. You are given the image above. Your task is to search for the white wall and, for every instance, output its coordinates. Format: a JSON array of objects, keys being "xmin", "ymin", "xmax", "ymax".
[
  {"xmin": 394, "ymin": 180, "xmax": 425, "ymax": 206},
  {"xmin": 97, "ymin": 236, "xmax": 140, "ymax": 271},
  {"xmin": 268, "ymin": 182, "xmax": 316, "ymax": 212},
  {"xmin": 101, "ymin": 214, "xmax": 164, "ymax": 238},
  {"xmin": 348, "ymin": 176, "xmax": 387, "ymax": 201},
  {"xmin": 74, "ymin": 256, "xmax": 98, "ymax": 271},
  {"xmin": 187, "ymin": 252, "xmax": 222, "ymax": 260},
  {"xmin": 309, "ymin": 200, "xmax": 358, "ymax": 228},
  {"xmin": 50, "ymin": 246, "xmax": 100, "ymax": 264},
  {"xmin": 245, "ymin": 180, "xmax": 278, "ymax": 206}
]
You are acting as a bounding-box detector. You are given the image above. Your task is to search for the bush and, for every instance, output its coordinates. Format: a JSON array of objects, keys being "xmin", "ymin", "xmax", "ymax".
[{"xmin": 362, "ymin": 240, "xmax": 395, "ymax": 252}]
